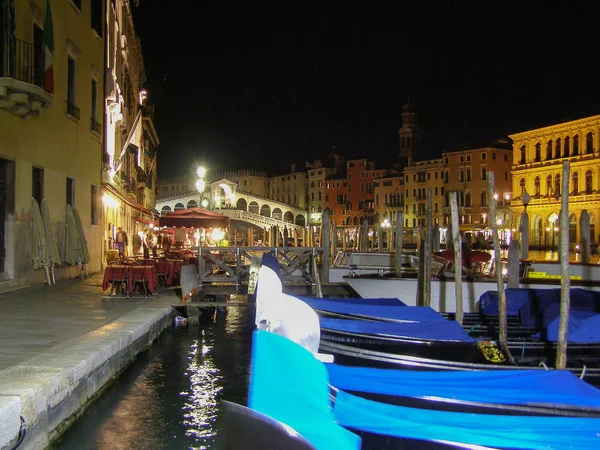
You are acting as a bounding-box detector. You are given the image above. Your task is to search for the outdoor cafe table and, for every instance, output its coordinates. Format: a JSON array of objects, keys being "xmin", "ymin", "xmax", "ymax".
[
  {"xmin": 102, "ymin": 265, "xmax": 128, "ymax": 293},
  {"xmin": 102, "ymin": 265, "xmax": 158, "ymax": 295}
]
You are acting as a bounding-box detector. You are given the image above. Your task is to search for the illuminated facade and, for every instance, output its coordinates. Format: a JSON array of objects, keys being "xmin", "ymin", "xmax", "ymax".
[
  {"xmin": 102, "ymin": 0, "xmax": 159, "ymax": 259},
  {"xmin": 0, "ymin": 0, "xmax": 103, "ymax": 285},
  {"xmin": 269, "ymin": 167, "xmax": 308, "ymax": 210},
  {"xmin": 373, "ymin": 173, "xmax": 404, "ymax": 227},
  {"xmin": 510, "ymin": 115, "xmax": 600, "ymax": 250},
  {"xmin": 402, "ymin": 159, "xmax": 443, "ymax": 229}
]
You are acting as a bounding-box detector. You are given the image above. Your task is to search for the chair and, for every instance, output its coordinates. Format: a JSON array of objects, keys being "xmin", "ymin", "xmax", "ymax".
[
  {"xmin": 130, "ymin": 266, "xmax": 149, "ymax": 296},
  {"xmin": 107, "ymin": 264, "xmax": 129, "ymax": 296},
  {"xmin": 155, "ymin": 260, "xmax": 168, "ymax": 287}
]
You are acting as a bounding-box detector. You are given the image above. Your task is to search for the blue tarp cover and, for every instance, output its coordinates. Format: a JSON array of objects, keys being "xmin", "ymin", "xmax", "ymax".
[
  {"xmin": 546, "ymin": 312, "xmax": 600, "ymax": 342},
  {"xmin": 304, "ymin": 299, "xmax": 445, "ymax": 322},
  {"xmin": 326, "ymin": 364, "xmax": 600, "ymax": 408},
  {"xmin": 298, "ymin": 296, "xmax": 407, "ymax": 307},
  {"xmin": 248, "ymin": 330, "xmax": 360, "ymax": 450},
  {"xmin": 478, "ymin": 288, "xmax": 534, "ymax": 315},
  {"xmin": 319, "ymin": 318, "xmax": 474, "ymax": 342},
  {"xmin": 333, "ymin": 390, "xmax": 600, "ymax": 449}
]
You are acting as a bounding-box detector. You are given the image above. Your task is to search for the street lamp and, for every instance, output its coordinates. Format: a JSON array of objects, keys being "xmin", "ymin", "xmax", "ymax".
[
  {"xmin": 551, "ymin": 225, "xmax": 559, "ymax": 252},
  {"xmin": 196, "ymin": 166, "xmax": 207, "ymax": 209}
]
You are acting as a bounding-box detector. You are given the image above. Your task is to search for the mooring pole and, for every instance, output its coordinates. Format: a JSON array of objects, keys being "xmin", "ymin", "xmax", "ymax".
[
  {"xmin": 556, "ymin": 161, "xmax": 571, "ymax": 369},
  {"xmin": 450, "ymin": 192, "xmax": 463, "ymax": 324}
]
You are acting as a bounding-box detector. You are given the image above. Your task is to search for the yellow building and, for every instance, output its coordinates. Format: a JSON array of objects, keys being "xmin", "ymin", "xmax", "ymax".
[
  {"xmin": 402, "ymin": 159, "xmax": 444, "ymax": 230},
  {"xmin": 269, "ymin": 167, "xmax": 308, "ymax": 209},
  {"xmin": 0, "ymin": 0, "xmax": 103, "ymax": 286},
  {"xmin": 510, "ymin": 115, "xmax": 600, "ymax": 250},
  {"xmin": 102, "ymin": 0, "xmax": 159, "ymax": 260}
]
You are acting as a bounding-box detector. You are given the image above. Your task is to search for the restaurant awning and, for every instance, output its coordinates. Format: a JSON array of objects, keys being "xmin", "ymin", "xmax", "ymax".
[{"xmin": 158, "ymin": 208, "xmax": 229, "ymax": 229}]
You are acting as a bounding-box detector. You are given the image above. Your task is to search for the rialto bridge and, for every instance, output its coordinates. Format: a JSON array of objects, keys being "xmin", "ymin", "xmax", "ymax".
[{"xmin": 155, "ymin": 178, "xmax": 308, "ymax": 242}]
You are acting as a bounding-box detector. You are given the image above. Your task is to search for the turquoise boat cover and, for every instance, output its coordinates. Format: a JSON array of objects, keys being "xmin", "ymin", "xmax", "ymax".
[
  {"xmin": 248, "ymin": 330, "xmax": 360, "ymax": 450},
  {"xmin": 333, "ymin": 390, "xmax": 600, "ymax": 449},
  {"xmin": 304, "ymin": 299, "xmax": 444, "ymax": 322},
  {"xmin": 320, "ymin": 318, "xmax": 475, "ymax": 342},
  {"xmin": 326, "ymin": 364, "xmax": 600, "ymax": 408}
]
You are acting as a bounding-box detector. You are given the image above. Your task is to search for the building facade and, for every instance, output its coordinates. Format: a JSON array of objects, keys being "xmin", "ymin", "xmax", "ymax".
[
  {"xmin": 510, "ymin": 115, "xmax": 600, "ymax": 250},
  {"xmin": 102, "ymin": 0, "xmax": 159, "ymax": 260},
  {"xmin": 402, "ymin": 159, "xmax": 444, "ymax": 230},
  {"xmin": 1, "ymin": 0, "xmax": 104, "ymax": 286}
]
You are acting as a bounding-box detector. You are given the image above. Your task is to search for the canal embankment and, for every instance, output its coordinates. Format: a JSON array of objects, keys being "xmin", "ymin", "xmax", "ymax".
[{"xmin": 0, "ymin": 274, "xmax": 178, "ymax": 450}]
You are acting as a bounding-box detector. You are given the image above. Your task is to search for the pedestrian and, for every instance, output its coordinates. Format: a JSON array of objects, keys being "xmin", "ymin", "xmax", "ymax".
[
  {"xmin": 115, "ymin": 227, "xmax": 128, "ymax": 258},
  {"xmin": 133, "ymin": 232, "xmax": 142, "ymax": 256}
]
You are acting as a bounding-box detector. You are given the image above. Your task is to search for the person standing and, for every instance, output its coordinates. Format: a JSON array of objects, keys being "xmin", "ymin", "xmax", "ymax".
[{"xmin": 115, "ymin": 227, "xmax": 128, "ymax": 258}]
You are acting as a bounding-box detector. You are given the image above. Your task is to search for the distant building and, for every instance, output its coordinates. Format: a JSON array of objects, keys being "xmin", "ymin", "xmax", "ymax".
[
  {"xmin": 102, "ymin": 0, "xmax": 159, "ymax": 260},
  {"xmin": 398, "ymin": 96, "xmax": 422, "ymax": 170},
  {"xmin": 510, "ymin": 115, "xmax": 600, "ymax": 249},
  {"xmin": 402, "ymin": 159, "xmax": 444, "ymax": 229},
  {"xmin": 373, "ymin": 171, "xmax": 404, "ymax": 228},
  {"xmin": 0, "ymin": 0, "xmax": 104, "ymax": 285}
]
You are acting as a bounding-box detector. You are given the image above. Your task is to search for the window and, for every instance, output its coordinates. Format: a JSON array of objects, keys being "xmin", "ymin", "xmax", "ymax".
[
  {"xmin": 466, "ymin": 192, "xmax": 471, "ymax": 207},
  {"xmin": 435, "ymin": 172, "xmax": 438, "ymax": 179},
  {"xmin": 32, "ymin": 167, "xmax": 44, "ymax": 206},
  {"xmin": 459, "ymin": 156, "xmax": 464, "ymax": 163},
  {"xmin": 481, "ymin": 153, "xmax": 487, "ymax": 160},
  {"xmin": 91, "ymin": 0, "xmax": 102, "ymax": 35},
  {"xmin": 555, "ymin": 138, "xmax": 561, "ymax": 159},
  {"xmin": 535, "ymin": 143, "xmax": 541, "ymax": 162},
  {"xmin": 534, "ymin": 176, "xmax": 541, "ymax": 197},
  {"xmin": 586, "ymin": 132, "xmax": 594, "ymax": 154},
  {"xmin": 564, "ymin": 136, "xmax": 570, "ymax": 157},
  {"xmin": 466, "ymin": 168, "xmax": 471, "ymax": 181},
  {"xmin": 67, "ymin": 56, "xmax": 79, "ymax": 119},
  {"xmin": 573, "ymin": 135, "xmax": 579, "ymax": 155},
  {"xmin": 546, "ymin": 175, "xmax": 552, "ymax": 196},
  {"xmin": 586, "ymin": 170, "xmax": 593, "ymax": 194},
  {"xmin": 554, "ymin": 174, "xmax": 561, "ymax": 197},
  {"xmin": 546, "ymin": 140, "xmax": 552, "ymax": 160},
  {"xmin": 91, "ymin": 185, "xmax": 99, "ymax": 225},
  {"xmin": 466, "ymin": 155, "xmax": 471, "ymax": 162},
  {"xmin": 492, "ymin": 153, "xmax": 496, "ymax": 160},
  {"xmin": 504, "ymin": 171, "xmax": 508, "ymax": 181},
  {"xmin": 520, "ymin": 178, "xmax": 525, "ymax": 194},
  {"xmin": 573, "ymin": 172, "xmax": 579, "ymax": 195},
  {"xmin": 33, "ymin": 24, "xmax": 44, "ymax": 87},
  {"xmin": 481, "ymin": 166, "xmax": 487, "ymax": 181},
  {"xmin": 459, "ymin": 170, "xmax": 464, "ymax": 182},
  {"xmin": 504, "ymin": 154, "xmax": 508, "ymax": 161},
  {"xmin": 91, "ymin": 78, "xmax": 100, "ymax": 132},
  {"xmin": 481, "ymin": 191, "xmax": 487, "ymax": 207},
  {"xmin": 66, "ymin": 177, "xmax": 75, "ymax": 206},
  {"xmin": 520, "ymin": 146, "xmax": 526, "ymax": 164}
]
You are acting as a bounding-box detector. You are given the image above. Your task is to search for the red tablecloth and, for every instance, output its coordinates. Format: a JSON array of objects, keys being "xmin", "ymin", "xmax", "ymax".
[
  {"xmin": 102, "ymin": 266, "xmax": 129, "ymax": 291},
  {"xmin": 128, "ymin": 265, "xmax": 158, "ymax": 294},
  {"xmin": 165, "ymin": 259, "xmax": 184, "ymax": 285}
]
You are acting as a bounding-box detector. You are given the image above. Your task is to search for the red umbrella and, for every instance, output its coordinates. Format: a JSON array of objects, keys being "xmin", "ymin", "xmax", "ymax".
[{"xmin": 434, "ymin": 249, "xmax": 491, "ymax": 268}]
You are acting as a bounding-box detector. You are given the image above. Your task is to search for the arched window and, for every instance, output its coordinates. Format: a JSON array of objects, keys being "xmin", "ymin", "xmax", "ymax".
[
  {"xmin": 534, "ymin": 176, "xmax": 541, "ymax": 197},
  {"xmin": 586, "ymin": 132, "xmax": 594, "ymax": 154},
  {"xmin": 481, "ymin": 191, "xmax": 487, "ymax": 207},
  {"xmin": 572, "ymin": 171, "xmax": 579, "ymax": 195},
  {"xmin": 535, "ymin": 142, "xmax": 541, "ymax": 162},
  {"xmin": 554, "ymin": 174, "xmax": 561, "ymax": 197},
  {"xmin": 520, "ymin": 145, "xmax": 526, "ymax": 164},
  {"xmin": 573, "ymin": 135, "xmax": 579, "ymax": 155},
  {"xmin": 546, "ymin": 175, "xmax": 552, "ymax": 196},
  {"xmin": 520, "ymin": 178, "xmax": 526, "ymax": 194},
  {"xmin": 310, "ymin": 181, "xmax": 315, "ymax": 188},
  {"xmin": 546, "ymin": 140, "xmax": 553, "ymax": 160},
  {"xmin": 466, "ymin": 192, "xmax": 472, "ymax": 207},
  {"xmin": 564, "ymin": 136, "xmax": 570, "ymax": 157},
  {"xmin": 555, "ymin": 138, "xmax": 561, "ymax": 159},
  {"xmin": 586, "ymin": 170, "xmax": 593, "ymax": 194}
]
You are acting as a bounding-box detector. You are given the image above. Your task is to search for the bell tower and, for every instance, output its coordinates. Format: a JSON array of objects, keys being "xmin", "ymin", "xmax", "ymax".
[{"xmin": 398, "ymin": 95, "xmax": 423, "ymax": 169}]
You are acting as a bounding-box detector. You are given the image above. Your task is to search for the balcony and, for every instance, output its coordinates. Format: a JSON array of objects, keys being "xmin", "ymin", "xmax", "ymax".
[
  {"xmin": 66, "ymin": 101, "xmax": 80, "ymax": 120},
  {"xmin": 0, "ymin": 38, "xmax": 53, "ymax": 117}
]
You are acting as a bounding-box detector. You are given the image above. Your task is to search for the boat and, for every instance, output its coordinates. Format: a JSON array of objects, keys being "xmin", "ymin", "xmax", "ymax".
[{"xmin": 222, "ymin": 263, "xmax": 600, "ymax": 449}]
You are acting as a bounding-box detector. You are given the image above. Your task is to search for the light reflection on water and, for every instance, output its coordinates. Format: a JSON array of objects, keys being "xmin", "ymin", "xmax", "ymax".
[{"xmin": 51, "ymin": 303, "xmax": 255, "ymax": 450}]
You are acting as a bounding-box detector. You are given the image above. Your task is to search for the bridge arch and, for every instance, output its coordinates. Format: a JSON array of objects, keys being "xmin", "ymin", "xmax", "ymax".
[
  {"xmin": 295, "ymin": 215, "xmax": 306, "ymax": 227},
  {"xmin": 237, "ymin": 198, "xmax": 247, "ymax": 211},
  {"xmin": 249, "ymin": 201, "xmax": 259, "ymax": 214},
  {"xmin": 260, "ymin": 204, "xmax": 271, "ymax": 217},
  {"xmin": 272, "ymin": 208, "xmax": 282, "ymax": 221},
  {"xmin": 187, "ymin": 199, "xmax": 198, "ymax": 209},
  {"xmin": 284, "ymin": 211, "xmax": 294, "ymax": 223},
  {"xmin": 174, "ymin": 202, "xmax": 185, "ymax": 211},
  {"xmin": 161, "ymin": 205, "xmax": 172, "ymax": 213}
]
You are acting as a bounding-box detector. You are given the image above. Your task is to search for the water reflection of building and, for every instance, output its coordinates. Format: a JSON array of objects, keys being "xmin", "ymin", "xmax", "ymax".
[
  {"xmin": 510, "ymin": 114, "xmax": 600, "ymax": 251},
  {"xmin": 102, "ymin": 0, "xmax": 159, "ymax": 261},
  {"xmin": 1, "ymin": 0, "xmax": 103, "ymax": 285}
]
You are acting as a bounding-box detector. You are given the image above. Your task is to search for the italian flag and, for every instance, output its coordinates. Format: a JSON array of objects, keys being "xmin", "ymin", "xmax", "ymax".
[{"xmin": 44, "ymin": 0, "xmax": 54, "ymax": 94}]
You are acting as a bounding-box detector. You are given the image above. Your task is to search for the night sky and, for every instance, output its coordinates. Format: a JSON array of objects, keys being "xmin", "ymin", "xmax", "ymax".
[{"xmin": 133, "ymin": 2, "xmax": 600, "ymax": 178}]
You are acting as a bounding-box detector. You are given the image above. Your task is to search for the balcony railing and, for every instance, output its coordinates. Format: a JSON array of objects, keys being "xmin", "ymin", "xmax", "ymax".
[
  {"xmin": 66, "ymin": 101, "xmax": 80, "ymax": 120},
  {"xmin": 1, "ymin": 38, "xmax": 44, "ymax": 87},
  {"xmin": 90, "ymin": 118, "xmax": 101, "ymax": 133}
]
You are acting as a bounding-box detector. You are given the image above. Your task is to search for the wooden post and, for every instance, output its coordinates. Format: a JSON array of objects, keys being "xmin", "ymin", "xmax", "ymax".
[
  {"xmin": 488, "ymin": 171, "xmax": 513, "ymax": 362},
  {"xmin": 248, "ymin": 227, "xmax": 253, "ymax": 246},
  {"xmin": 294, "ymin": 228, "xmax": 298, "ymax": 248},
  {"xmin": 556, "ymin": 161, "xmax": 571, "ymax": 370},
  {"xmin": 450, "ymin": 192, "xmax": 463, "ymax": 324},
  {"xmin": 377, "ymin": 224, "xmax": 383, "ymax": 251},
  {"xmin": 321, "ymin": 208, "xmax": 331, "ymax": 283},
  {"xmin": 360, "ymin": 219, "xmax": 369, "ymax": 251},
  {"xmin": 446, "ymin": 221, "xmax": 453, "ymax": 250},
  {"xmin": 331, "ymin": 223, "xmax": 337, "ymax": 257},
  {"xmin": 507, "ymin": 240, "xmax": 520, "ymax": 289},
  {"xmin": 424, "ymin": 188, "xmax": 433, "ymax": 307},
  {"xmin": 432, "ymin": 224, "xmax": 440, "ymax": 252},
  {"xmin": 580, "ymin": 210, "xmax": 591, "ymax": 264},
  {"xmin": 417, "ymin": 226, "xmax": 426, "ymax": 307},
  {"xmin": 394, "ymin": 211, "xmax": 403, "ymax": 276}
]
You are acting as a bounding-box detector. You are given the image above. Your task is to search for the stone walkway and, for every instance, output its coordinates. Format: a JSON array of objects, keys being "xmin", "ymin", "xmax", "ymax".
[{"xmin": 0, "ymin": 273, "xmax": 179, "ymax": 449}]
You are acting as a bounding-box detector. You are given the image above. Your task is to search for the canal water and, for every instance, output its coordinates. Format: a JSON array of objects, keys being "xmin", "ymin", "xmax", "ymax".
[{"xmin": 51, "ymin": 302, "xmax": 255, "ymax": 450}]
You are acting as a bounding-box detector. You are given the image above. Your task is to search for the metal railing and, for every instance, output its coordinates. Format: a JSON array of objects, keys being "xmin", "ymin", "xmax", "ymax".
[
  {"xmin": 2, "ymin": 38, "xmax": 44, "ymax": 87},
  {"xmin": 66, "ymin": 101, "xmax": 80, "ymax": 119}
]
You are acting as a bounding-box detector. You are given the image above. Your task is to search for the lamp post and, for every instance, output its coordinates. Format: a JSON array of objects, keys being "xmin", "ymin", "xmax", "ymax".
[
  {"xmin": 381, "ymin": 218, "xmax": 391, "ymax": 249},
  {"xmin": 196, "ymin": 166, "xmax": 206, "ymax": 208},
  {"xmin": 520, "ymin": 189, "xmax": 531, "ymax": 260}
]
